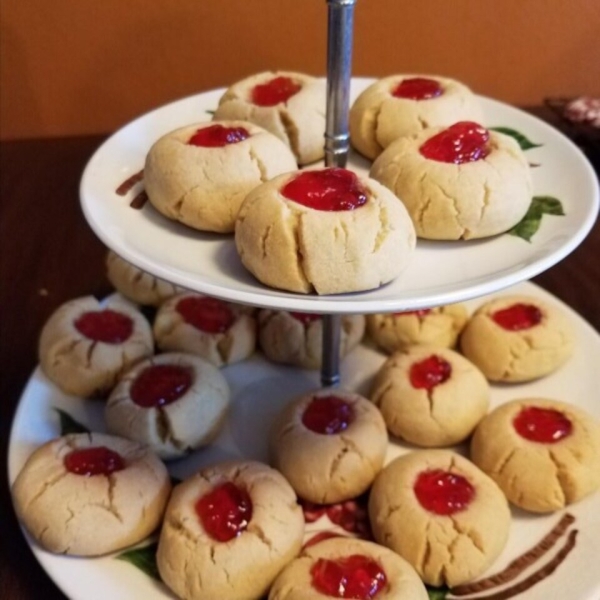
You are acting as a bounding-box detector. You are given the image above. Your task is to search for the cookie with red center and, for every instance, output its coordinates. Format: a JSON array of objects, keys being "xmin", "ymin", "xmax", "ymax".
[
  {"xmin": 213, "ymin": 71, "xmax": 326, "ymax": 165},
  {"xmin": 105, "ymin": 352, "xmax": 230, "ymax": 460},
  {"xmin": 369, "ymin": 450, "xmax": 510, "ymax": 587},
  {"xmin": 156, "ymin": 460, "xmax": 304, "ymax": 600},
  {"xmin": 471, "ymin": 398, "xmax": 600, "ymax": 513},
  {"xmin": 258, "ymin": 310, "xmax": 365, "ymax": 369},
  {"xmin": 370, "ymin": 345, "xmax": 489, "ymax": 447},
  {"xmin": 269, "ymin": 537, "xmax": 428, "ymax": 600},
  {"xmin": 39, "ymin": 295, "xmax": 153, "ymax": 397},
  {"xmin": 370, "ymin": 122, "xmax": 533, "ymax": 240},
  {"xmin": 460, "ymin": 294, "xmax": 575, "ymax": 382},
  {"xmin": 153, "ymin": 292, "xmax": 256, "ymax": 367},
  {"xmin": 235, "ymin": 167, "xmax": 416, "ymax": 295},
  {"xmin": 270, "ymin": 389, "xmax": 388, "ymax": 504},
  {"xmin": 105, "ymin": 250, "xmax": 185, "ymax": 307},
  {"xmin": 350, "ymin": 75, "xmax": 483, "ymax": 160},
  {"xmin": 367, "ymin": 303, "xmax": 468, "ymax": 354},
  {"xmin": 144, "ymin": 120, "xmax": 297, "ymax": 233},
  {"xmin": 11, "ymin": 433, "xmax": 171, "ymax": 556}
]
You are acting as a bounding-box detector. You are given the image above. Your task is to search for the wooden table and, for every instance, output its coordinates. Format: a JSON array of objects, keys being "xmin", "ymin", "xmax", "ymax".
[{"xmin": 1, "ymin": 112, "xmax": 598, "ymax": 599}]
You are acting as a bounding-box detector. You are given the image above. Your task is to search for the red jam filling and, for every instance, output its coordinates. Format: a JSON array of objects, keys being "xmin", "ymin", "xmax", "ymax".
[
  {"xmin": 130, "ymin": 364, "xmax": 192, "ymax": 408},
  {"xmin": 392, "ymin": 77, "xmax": 443, "ymax": 100},
  {"xmin": 410, "ymin": 355, "xmax": 452, "ymax": 391},
  {"xmin": 64, "ymin": 446, "xmax": 125, "ymax": 476},
  {"xmin": 393, "ymin": 308, "xmax": 432, "ymax": 317},
  {"xmin": 492, "ymin": 303, "xmax": 543, "ymax": 331},
  {"xmin": 281, "ymin": 168, "xmax": 368, "ymax": 212},
  {"xmin": 513, "ymin": 406, "xmax": 573, "ymax": 443},
  {"xmin": 187, "ymin": 124, "xmax": 249, "ymax": 147},
  {"xmin": 176, "ymin": 296, "xmax": 235, "ymax": 334},
  {"xmin": 419, "ymin": 121, "xmax": 490, "ymax": 164},
  {"xmin": 195, "ymin": 481, "xmax": 253, "ymax": 542},
  {"xmin": 290, "ymin": 311, "xmax": 322, "ymax": 326},
  {"xmin": 414, "ymin": 469, "xmax": 475, "ymax": 515},
  {"xmin": 251, "ymin": 75, "xmax": 301, "ymax": 106},
  {"xmin": 302, "ymin": 395, "xmax": 355, "ymax": 435},
  {"xmin": 74, "ymin": 310, "xmax": 133, "ymax": 344},
  {"xmin": 311, "ymin": 555, "xmax": 387, "ymax": 599}
]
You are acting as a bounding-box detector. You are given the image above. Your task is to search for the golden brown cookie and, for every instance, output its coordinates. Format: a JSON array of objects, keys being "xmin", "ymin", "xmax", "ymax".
[
  {"xmin": 235, "ymin": 167, "xmax": 416, "ymax": 295},
  {"xmin": 370, "ymin": 345, "xmax": 489, "ymax": 447},
  {"xmin": 105, "ymin": 352, "xmax": 230, "ymax": 460},
  {"xmin": 471, "ymin": 398, "xmax": 600, "ymax": 513},
  {"xmin": 153, "ymin": 293, "xmax": 256, "ymax": 367},
  {"xmin": 269, "ymin": 537, "xmax": 428, "ymax": 600},
  {"xmin": 144, "ymin": 120, "xmax": 297, "ymax": 232},
  {"xmin": 270, "ymin": 389, "xmax": 388, "ymax": 504},
  {"xmin": 39, "ymin": 295, "xmax": 154, "ymax": 397},
  {"xmin": 367, "ymin": 303, "xmax": 468, "ymax": 354},
  {"xmin": 460, "ymin": 295, "xmax": 575, "ymax": 382},
  {"xmin": 350, "ymin": 75, "xmax": 483, "ymax": 160},
  {"xmin": 214, "ymin": 71, "xmax": 326, "ymax": 165},
  {"xmin": 105, "ymin": 250, "xmax": 185, "ymax": 307},
  {"xmin": 258, "ymin": 310, "xmax": 365, "ymax": 370},
  {"xmin": 11, "ymin": 433, "xmax": 171, "ymax": 556},
  {"xmin": 370, "ymin": 123, "xmax": 532, "ymax": 240},
  {"xmin": 157, "ymin": 460, "xmax": 304, "ymax": 600},
  {"xmin": 369, "ymin": 450, "xmax": 510, "ymax": 587}
]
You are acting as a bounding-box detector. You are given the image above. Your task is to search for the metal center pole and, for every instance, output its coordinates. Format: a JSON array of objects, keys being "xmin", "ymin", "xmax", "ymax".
[{"xmin": 321, "ymin": 0, "xmax": 357, "ymax": 388}]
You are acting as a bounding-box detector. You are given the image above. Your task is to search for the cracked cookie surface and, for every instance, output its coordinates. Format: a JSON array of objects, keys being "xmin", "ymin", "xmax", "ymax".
[
  {"xmin": 105, "ymin": 352, "xmax": 230, "ymax": 460},
  {"xmin": 350, "ymin": 75, "xmax": 483, "ymax": 160},
  {"xmin": 157, "ymin": 460, "xmax": 304, "ymax": 600},
  {"xmin": 269, "ymin": 537, "xmax": 428, "ymax": 600},
  {"xmin": 144, "ymin": 120, "xmax": 297, "ymax": 233},
  {"xmin": 39, "ymin": 295, "xmax": 154, "ymax": 397},
  {"xmin": 460, "ymin": 295, "xmax": 575, "ymax": 382},
  {"xmin": 270, "ymin": 389, "xmax": 388, "ymax": 504},
  {"xmin": 370, "ymin": 126, "xmax": 532, "ymax": 240},
  {"xmin": 368, "ymin": 450, "xmax": 510, "ymax": 587},
  {"xmin": 214, "ymin": 71, "xmax": 326, "ymax": 166},
  {"xmin": 471, "ymin": 398, "xmax": 600, "ymax": 513},
  {"xmin": 370, "ymin": 345, "xmax": 489, "ymax": 447},
  {"xmin": 11, "ymin": 432, "xmax": 171, "ymax": 556},
  {"xmin": 234, "ymin": 171, "xmax": 416, "ymax": 295}
]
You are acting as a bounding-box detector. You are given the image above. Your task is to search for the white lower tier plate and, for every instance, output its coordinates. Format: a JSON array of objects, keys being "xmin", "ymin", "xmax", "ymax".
[
  {"xmin": 8, "ymin": 281, "xmax": 600, "ymax": 600},
  {"xmin": 80, "ymin": 78, "xmax": 599, "ymax": 314}
]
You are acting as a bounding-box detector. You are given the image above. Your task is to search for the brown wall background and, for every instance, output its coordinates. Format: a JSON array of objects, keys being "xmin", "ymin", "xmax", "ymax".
[{"xmin": 1, "ymin": 0, "xmax": 599, "ymax": 140}]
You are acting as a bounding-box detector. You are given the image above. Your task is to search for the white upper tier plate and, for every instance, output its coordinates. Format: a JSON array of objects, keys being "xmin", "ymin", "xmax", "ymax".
[{"xmin": 80, "ymin": 78, "xmax": 599, "ymax": 313}]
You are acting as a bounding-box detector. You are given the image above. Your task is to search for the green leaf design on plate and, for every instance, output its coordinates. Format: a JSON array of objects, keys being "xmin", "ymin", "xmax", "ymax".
[
  {"xmin": 116, "ymin": 543, "xmax": 160, "ymax": 580},
  {"xmin": 205, "ymin": 109, "xmax": 215, "ymax": 115},
  {"xmin": 54, "ymin": 408, "xmax": 90, "ymax": 435},
  {"xmin": 489, "ymin": 127, "xmax": 542, "ymax": 150},
  {"xmin": 509, "ymin": 196, "xmax": 565, "ymax": 242},
  {"xmin": 426, "ymin": 585, "xmax": 450, "ymax": 599}
]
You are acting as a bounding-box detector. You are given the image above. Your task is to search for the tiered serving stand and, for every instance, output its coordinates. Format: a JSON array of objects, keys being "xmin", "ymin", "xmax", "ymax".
[{"xmin": 8, "ymin": 1, "xmax": 600, "ymax": 599}]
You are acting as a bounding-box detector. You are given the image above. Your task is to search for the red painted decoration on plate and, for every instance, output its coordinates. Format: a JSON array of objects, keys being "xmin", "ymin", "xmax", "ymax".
[
  {"xmin": 302, "ymin": 395, "xmax": 355, "ymax": 435},
  {"xmin": 311, "ymin": 555, "xmax": 387, "ymax": 599},
  {"xmin": 64, "ymin": 446, "xmax": 125, "ymax": 476},
  {"xmin": 492, "ymin": 303, "xmax": 543, "ymax": 331},
  {"xmin": 130, "ymin": 364, "xmax": 192, "ymax": 408},
  {"xmin": 281, "ymin": 168, "xmax": 368, "ymax": 212},
  {"xmin": 187, "ymin": 124, "xmax": 249, "ymax": 147},
  {"xmin": 290, "ymin": 312, "xmax": 321, "ymax": 326},
  {"xmin": 392, "ymin": 77, "xmax": 443, "ymax": 100},
  {"xmin": 195, "ymin": 481, "xmax": 253, "ymax": 542},
  {"xmin": 251, "ymin": 75, "xmax": 302, "ymax": 106},
  {"xmin": 513, "ymin": 406, "xmax": 573, "ymax": 443},
  {"xmin": 176, "ymin": 296, "xmax": 235, "ymax": 334},
  {"xmin": 409, "ymin": 355, "xmax": 452, "ymax": 390},
  {"xmin": 74, "ymin": 310, "xmax": 133, "ymax": 344},
  {"xmin": 419, "ymin": 121, "xmax": 490, "ymax": 164},
  {"xmin": 414, "ymin": 469, "xmax": 475, "ymax": 515}
]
